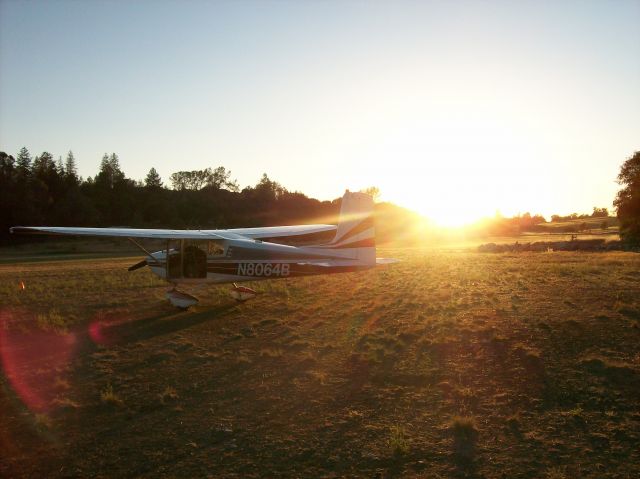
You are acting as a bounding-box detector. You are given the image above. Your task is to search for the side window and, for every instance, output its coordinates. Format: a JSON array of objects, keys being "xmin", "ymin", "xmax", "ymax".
[{"xmin": 207, "ymin": 240, "xmax": 225, "ymax": 256}]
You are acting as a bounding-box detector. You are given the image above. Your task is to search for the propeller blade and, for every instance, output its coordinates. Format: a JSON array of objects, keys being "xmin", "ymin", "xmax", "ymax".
[{"xmin": 128, "ymin": 259, "xmax": 148, "ymax": 272}]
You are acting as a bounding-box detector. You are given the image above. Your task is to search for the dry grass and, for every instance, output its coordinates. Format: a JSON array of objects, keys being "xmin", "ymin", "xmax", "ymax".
[
  {"xmin": 159, "ymin": 386, "xmax": 179, "ymax": 404},
  {"xmin": 100, "ymin": 384, "xmax": 123, "ymax": 406},
  {"xmin": 545, "ymin": 466, "xmax": 569, "ymax": 479},
  {"xmin": 387, "ymin": 424, "xmax": 410, "ymax": 456},
  {"xmin": 1, "ymin": 247, "xmax": 640, "ymax": 477},
  {"xmin": 33, "ymin": 413, "xmax": 53, "ymax": 430}
]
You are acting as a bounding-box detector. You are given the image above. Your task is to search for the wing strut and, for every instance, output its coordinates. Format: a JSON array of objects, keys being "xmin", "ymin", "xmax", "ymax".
[
  {"xmin": 126, "ymin": 237, "xmax": 157, "ymax": 272},
  {"xmin": 127, "ymin": 237, "xmax": 155, "ymax": 260}
]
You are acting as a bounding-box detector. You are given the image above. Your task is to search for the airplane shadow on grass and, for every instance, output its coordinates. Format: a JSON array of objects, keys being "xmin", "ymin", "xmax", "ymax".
[
  {"xmin": 84, "ymin": 302, "xmax": 239, "ymax": 348},
  {"xmin": 0, "ymin": 303, "xmax": 235, "ymax": 417}
]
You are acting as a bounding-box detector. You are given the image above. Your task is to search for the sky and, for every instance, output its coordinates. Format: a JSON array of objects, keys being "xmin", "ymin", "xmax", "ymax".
[{"xmin": 1, "ymin": 0, "xmax": 639, "ymax": 225}]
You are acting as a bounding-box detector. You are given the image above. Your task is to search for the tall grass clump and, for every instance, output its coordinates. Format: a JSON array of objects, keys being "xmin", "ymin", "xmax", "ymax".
[
  {"xmin": 100, "ymin": 383, "xmax": 123, "ymax": 406},
  {"xmin": 388, "ymin": 424, "xmax": 410, "ymax": 456},
  {"xmin": 450, "ymin": 416, "xmax": 478, "ymax": 462}
]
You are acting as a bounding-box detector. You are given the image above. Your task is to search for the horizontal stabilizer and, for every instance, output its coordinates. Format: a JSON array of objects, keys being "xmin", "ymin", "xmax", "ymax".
[{"xmin": 376, "ymin": 258, "xmax": 400, "ymax": 265}]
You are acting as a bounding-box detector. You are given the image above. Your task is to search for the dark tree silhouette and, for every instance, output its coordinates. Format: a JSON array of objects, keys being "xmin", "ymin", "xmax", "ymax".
[
  {"xmin": 145, "ymin": 167, "xmax": 163, "ymax": 188},
  {"xmin": 170, "ymin": 170, "xmax": 209, "ymax": 190},
  {"xmin": 16, "ymin": 147, "xmax": 31, "ymax": 175},
  {"xmin": 169, "ymin": 167, "xmax": 237, "ymax": 191},
  {"xmin": 207, "ymin": 166, "xmax": 238, "ymax": 191},
  {"xmin": 0, "ymin": 151, "xmax": 15, "ymax": 179},
  {"xmin": 0, "ymin": 152, "xmax": 17, "ymax": 236},
  {"xmin": 64, "ymin": 151, "xmax": 79, "ymax": 185},
  {"xmin": 251, "ymin": 173, "xmax": 285, "ymax": 202},
  {"xmin": 12, "ymin": 147, "xmax": 34, "ymax": 226},
  {"xmin": 31, "ymin": 152, "xmax": 64, "ymax": 223},
  {"xmin": 96, "ymin": 153, "xmax": 125, "ymax": 189},
  {"xmin": 592, "ymin": 207, "xmax": 608, "ymax": 217},
  {"xmin": 56, "ymin": 156, "xmax": 65, "ymax": 176},
  {"xmin": 614, "ymin": 151, "xmax": 640, "ymax": 246}
]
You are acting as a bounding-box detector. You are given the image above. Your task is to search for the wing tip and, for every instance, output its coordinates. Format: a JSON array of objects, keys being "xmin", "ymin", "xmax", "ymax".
[{"xmin": 9, "ymin": 226, "xmax": 62, "ymax": 236}]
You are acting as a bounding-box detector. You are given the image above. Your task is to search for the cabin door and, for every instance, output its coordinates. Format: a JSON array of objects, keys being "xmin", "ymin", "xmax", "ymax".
[
  {"xmin": 166, "ymin": 239, "xmax": 208, "ymax": 280},
  {"xmin": 166, "ymin": 239, "xmax": 183, "ymax": 280}
]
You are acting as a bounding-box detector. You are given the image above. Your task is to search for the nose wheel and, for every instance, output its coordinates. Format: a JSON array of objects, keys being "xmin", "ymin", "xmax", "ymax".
[{"xmin": 230, "ymin": 283, "xmax": 257, "ymax": 302}]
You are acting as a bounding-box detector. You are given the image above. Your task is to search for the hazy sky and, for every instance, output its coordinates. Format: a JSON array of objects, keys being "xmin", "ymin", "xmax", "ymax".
[{"xmin": 1, "ymin": 0, "xmax": 639, "ymax": 224}]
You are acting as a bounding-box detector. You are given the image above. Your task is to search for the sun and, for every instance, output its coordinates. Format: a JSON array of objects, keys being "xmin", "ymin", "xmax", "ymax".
[
  {"xmin": 414, "ymin": 199, "xmax": 494, "ymax": 228},
  {"xmin": 383, "ymin": 181, "xmax": 500, "ymax": 228},
  {"xmin": 350, "ymin": 100, "xmax": 549, "ymax": 227},
  {"xmin": 423, "ymin": 206, "xmax": 485, "ymax": 228}
]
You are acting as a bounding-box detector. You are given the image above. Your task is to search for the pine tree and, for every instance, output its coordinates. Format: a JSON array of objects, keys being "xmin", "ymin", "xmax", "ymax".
[
  {"xmin": 97, "ymin": 152, "xmax": 124, "ymax": 188},
  {"xmin": 32, "ymin": 152, "xmax": 56, "ymax": 180},
  {"xmin": 65, "ymin": 150, "xmax": 79, "ymax": 184},
  {"xmin": 99, "ymin": 153, "xmax": 110, "ymax": 173},
  {"xmin": 109, "ymin": 153, "xmax": 120, "ymax": 172},
  {"xmin": 16, "ymin": 146, "xmax": 32, "ymax": 179},
  {"xmin": 145, "ymin": 167, "xmax": 163, "ymax": 188},
  {"xmin": 13, "ymin": 147, "xmax": 33, "ymax": 224},
  {"xmin": 57, "ymin": 156, "xmax": 65, "ymax": 176},
  {"xmin": 97, "ymin": 153, "xmax": 112, "ymax": 187},
  {"xmin": 109, "ymin": 153, "xmax": 125, "ymax": 185}
]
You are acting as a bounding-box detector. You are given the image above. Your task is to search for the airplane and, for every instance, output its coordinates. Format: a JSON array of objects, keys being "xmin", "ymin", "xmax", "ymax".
[{"xmin": 10, "ymin": 191, "xmax": 398, "ymax": 309}]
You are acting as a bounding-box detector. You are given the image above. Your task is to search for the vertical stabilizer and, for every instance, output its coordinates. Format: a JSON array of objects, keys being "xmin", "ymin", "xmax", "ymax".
[{"xmin": 328, "ymin": 191, "xmax": 375, "ymax": 265}]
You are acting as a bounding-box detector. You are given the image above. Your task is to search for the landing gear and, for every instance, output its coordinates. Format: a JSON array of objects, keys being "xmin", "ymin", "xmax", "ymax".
[
  {"xmin": 166, "ymin": 288, "xmax": 199, "ymax": 310},
  {"xmin": 230, "ymin": 283, "xmax": 257, "ymax": 302},
  {"xmin": 165, "ymin": 283, "xmax": 256, "ymax": 309}
]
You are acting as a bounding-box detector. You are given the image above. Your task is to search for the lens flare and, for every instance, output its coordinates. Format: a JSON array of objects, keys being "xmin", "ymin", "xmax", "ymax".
[
  {"xmin": 0, "ymin": 309, "xmax": 77, "ymax": 413},
  {"xmin": 88, "ymin": 311, "xmax": 133, "ymax": 346}
]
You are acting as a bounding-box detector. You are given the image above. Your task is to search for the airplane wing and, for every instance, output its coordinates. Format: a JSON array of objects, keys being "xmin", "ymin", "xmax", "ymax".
[
  {"xmin": 9, "ymin": 224, "xmax": 337, "ymax": 241},
  {"xmin": 9, "ymin": 226, "xmax": 231, "ymax": 240}
]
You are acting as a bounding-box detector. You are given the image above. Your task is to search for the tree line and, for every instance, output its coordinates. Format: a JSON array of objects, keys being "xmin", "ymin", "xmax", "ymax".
[
  {"xmin": 1, "ymin": 147, "xmax": 638, "ymax": 245},
  {"xmin": 0, "ymin": 148, "xmax": 348, "ymax": 243},
  {"xmin": 550, "ymin": 207, "xmax": 609, "ymax": 222},
  {"xmin": 0, "ymin": 148, "xmax": 420, "ymax": 245}
]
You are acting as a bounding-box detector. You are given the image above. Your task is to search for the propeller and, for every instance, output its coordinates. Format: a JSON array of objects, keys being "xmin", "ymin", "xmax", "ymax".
[{"xmin": 128, "ymin": 259, "xmax": 148, "ymax": 272}]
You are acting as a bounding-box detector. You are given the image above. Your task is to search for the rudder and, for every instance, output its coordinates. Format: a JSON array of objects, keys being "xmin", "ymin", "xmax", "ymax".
[{"xmin": 328, "ymin": 191, "xmax": 376, "ymax": 265}]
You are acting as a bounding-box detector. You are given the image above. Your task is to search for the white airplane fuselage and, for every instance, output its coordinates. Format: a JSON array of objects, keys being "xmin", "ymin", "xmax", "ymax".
[{"xmin": 147, "ymin": 238, "xmax": 375, "ymax": 285}]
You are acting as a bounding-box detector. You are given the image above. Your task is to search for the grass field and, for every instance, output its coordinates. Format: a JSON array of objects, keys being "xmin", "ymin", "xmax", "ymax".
[{"xmin": 1, "ymin": 248, "xmax": 639, "ymax": 478}]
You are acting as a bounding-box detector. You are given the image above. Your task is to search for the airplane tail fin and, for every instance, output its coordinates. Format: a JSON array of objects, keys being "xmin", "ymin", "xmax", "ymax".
[{"xmin": 326, "ymin": 191, "xmax": 376, "ymax": 266}]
